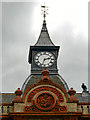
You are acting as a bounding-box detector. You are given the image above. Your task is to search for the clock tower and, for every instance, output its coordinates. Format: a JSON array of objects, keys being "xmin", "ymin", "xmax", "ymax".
[
  {"xmin": 28, "ymin": 20, "xmax": 59, "ymax": 75},
  {"xmin": 22, "ymin": 6, "xmax": 69, "ymax": 93}
]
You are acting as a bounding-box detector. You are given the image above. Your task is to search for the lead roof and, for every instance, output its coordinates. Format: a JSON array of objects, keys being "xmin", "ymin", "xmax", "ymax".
[
  {"xmin": 35, "ymin": 20, "xmax": 55, "ymax": 46},
  {"xmin": 0, "ymin": 93, "xmax": 16, "ymax": 103}
]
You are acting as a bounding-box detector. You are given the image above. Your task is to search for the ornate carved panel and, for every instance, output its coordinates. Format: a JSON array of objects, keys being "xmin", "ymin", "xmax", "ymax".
[
  {"xmin": 27, "ymin": 86, "xmax": 64, "ymax": 103},
  {"xmin": 24, "ymin": 86, "xmax": 67, "ymax": 112}
]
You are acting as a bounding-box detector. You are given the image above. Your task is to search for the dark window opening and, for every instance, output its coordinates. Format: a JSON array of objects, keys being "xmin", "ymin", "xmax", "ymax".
[
  {"xmin": 87, "ymin": 106, "xmax": 89, "ymax": 113},
  {"xmin": 1, "ymin": 106, "xmax": 3, "ymax": 113},
  {"xmin": 81, "ymin": 106, "xmax": 83, "ymax": 112},
  {"xmin": 7, "ymin": 106, "xmax": 9, "ymax": 113}
]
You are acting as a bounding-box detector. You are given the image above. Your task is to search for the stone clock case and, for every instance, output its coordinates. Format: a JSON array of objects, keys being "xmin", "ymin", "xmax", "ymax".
[{"xmin": 28, "ymin": 46, "xmax": 60, "ymax": 75}]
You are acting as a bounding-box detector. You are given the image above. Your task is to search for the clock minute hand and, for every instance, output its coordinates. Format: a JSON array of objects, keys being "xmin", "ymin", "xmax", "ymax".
[
  {"xmin": 42, "ymin": 57, "xmax": 50, "ymax": 64},
  {"xmin": 44, "ymin": 57, "xmax": 50, "ymax": 60}
]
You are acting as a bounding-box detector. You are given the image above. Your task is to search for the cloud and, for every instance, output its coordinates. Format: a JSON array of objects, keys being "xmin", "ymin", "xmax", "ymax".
[
  {"xmin": 53, "ymin": 23, "xmax": 88, "ymax": 92},
  {"xmin": 2, "ymin": 2, "xmax": 88, "ymax": 93}
]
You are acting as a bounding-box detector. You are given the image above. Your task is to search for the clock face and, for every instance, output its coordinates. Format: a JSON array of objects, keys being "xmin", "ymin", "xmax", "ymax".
[{"xmin": 34, "ymin": 52, "xmax": 55, "ymax": 67}]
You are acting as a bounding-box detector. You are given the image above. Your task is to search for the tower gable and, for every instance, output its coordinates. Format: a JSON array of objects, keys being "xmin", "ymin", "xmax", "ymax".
[{"xmin": 23, "ymin": 69, "xmax": 68, "ymax": 112}]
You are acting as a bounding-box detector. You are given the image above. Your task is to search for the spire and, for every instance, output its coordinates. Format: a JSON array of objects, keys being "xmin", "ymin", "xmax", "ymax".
[
  {"xmin": 35, "ymin": 4, "xmax": 55, "ymax": 46},
  {"xmin": 41, "ymin": 20, "xmax": 47, "ymax": 32}
]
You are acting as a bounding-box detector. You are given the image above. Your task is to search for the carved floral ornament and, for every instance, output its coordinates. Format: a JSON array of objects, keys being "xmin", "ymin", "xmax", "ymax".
[{"xmin": 34, "ymin": 91, "xmax": 56, "ymax": 111}]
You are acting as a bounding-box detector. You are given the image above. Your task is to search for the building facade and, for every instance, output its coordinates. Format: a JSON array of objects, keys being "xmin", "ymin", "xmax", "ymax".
[{"xmin": 0, "ymin": 13, "xmax": 90, "ymax": 120}]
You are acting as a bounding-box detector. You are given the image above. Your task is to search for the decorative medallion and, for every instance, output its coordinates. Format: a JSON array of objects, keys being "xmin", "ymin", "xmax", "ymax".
[{"xmin": 35, "ymin": 92, "xmax": 56, "ymax": 111}]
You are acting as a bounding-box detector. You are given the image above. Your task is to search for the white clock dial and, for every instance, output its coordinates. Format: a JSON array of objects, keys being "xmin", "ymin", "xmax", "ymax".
[{"xmin": 34, "ymin": 52, "xmax": 55, "ymax": 67}]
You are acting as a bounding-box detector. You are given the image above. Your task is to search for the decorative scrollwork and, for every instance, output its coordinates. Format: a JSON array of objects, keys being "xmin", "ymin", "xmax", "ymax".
[
  {"xmin": 27, "ymin": 86, "xmax": 64, "ymax": 103},
  {"xmin": 59, "ymin": 106, "xmax": 67, "ymax": 112},
  {"xmin": 24, "ymin": 106, "xmax": 32, "ymax": 112}
]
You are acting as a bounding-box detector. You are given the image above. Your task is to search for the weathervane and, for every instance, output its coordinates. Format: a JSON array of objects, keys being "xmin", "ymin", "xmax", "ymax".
[{"xmin": 41, "ymin": 3, "xmax": 48, "ymax": 20}]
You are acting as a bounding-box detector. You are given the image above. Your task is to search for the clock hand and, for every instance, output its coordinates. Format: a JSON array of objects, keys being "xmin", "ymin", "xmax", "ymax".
[
  {"xmin": 42, "ymin": 57, "xmax": 50, "ymax": 64},
  {"xmin": 44, "ymin": 57, "xmax": 50, "ymax": 61},
  {"xmin": 42, "ymin": 59, "xmax": 45, "ymax": 64}
]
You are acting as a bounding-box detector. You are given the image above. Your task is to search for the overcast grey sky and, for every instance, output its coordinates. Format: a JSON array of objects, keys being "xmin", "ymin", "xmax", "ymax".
[{"xmin": 1, "ymin": 0, "xmax": 88, "ymax": 93}]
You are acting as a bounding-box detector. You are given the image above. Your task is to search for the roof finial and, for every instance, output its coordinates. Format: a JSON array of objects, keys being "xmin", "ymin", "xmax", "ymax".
[{"xmin": 41, "ymin": 3, "xmax": 48, "ymax": 20}]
